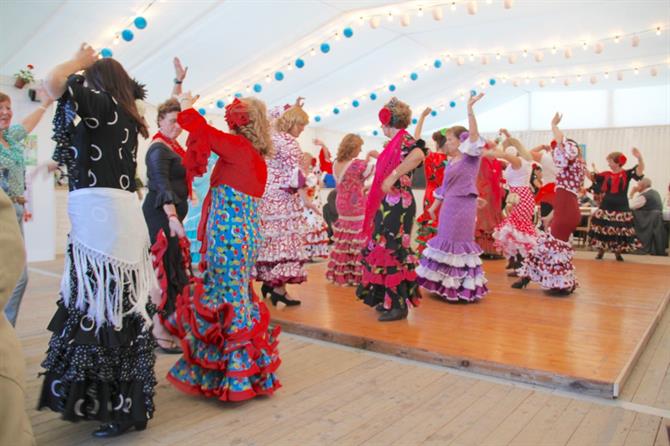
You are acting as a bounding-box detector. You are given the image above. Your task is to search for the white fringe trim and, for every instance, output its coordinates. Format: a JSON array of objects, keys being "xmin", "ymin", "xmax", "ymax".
[
  {"xmin": 416, "ymin": 265, "xmax": 488, "ymax": 290},
  {"xmin": 421, "ymin": 247, "xmax": 483, "ymax": 268},
  {"xmin": 61, "ymin": 236, "xmax": 154, "ymax": 332}
]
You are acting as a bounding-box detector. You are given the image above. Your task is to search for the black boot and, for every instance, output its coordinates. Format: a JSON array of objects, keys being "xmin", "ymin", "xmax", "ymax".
[
  {"xmin": 270, "ymin": 291, "xmax": 301, "ymax": 307},
  {"xmin": 595, "ymin": 249, "xmax": 604, "ymax": 260},
  {"xmin": 92, "ymin": 420, "xmax": 147, "ymax": 438},
  {"xmin": 511, "ymin": 277, "xmax": 530, "ymax": 289},
  {"xmin": 378, "ymin": 307, "xmax": 408, "ymax": 322},
  {"xmin": 615, "ymin": 253, "xmax": 624, "ymax": 261},
  {"xmin": 260, "ymin": 283, "xmax": 273, "ymax": 299},
  {"xmin": 374, "ymin": 303, "xmax": 388, "ymax": 312}
]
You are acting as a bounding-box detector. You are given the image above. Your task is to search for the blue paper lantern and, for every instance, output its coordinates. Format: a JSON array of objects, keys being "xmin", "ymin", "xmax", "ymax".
[
  {"xmin": 198, "ymin": 108, "xmax": 206, "ymax": 116},
  {"xmin": 352, "ymin": 99, "xmax": 360, "ymax": 108},
  {"xmin": 320, "ymin": 43, "xmax": 331, "ymax": 54},
  {"xmin": 133, "ymin": 16, "xmax": 147, "ymax": 30},
  {"xmin": 253, "ymin": 83, "xmax": 262, "ymax": 93},
  {"xmin": 295, "ymin": 58, "xmax": 305, "ymax": 69},
  {"xmin": 333, "ymin": 107, "xmax": 340, "ymax": 115},
  {"xmin": 274, "ymin": 71, "xmax": 284, "ymax": 81},
  {"xmin": 431, "ymin": 110, "xmax": 437, "ymax": 117},
  {"xmin": 315, "ymin": 115, "xmax": 321, "ymax": 122},
  {"xmin": 489, "ymin": 78, "xmax": 496, "ymax": 86},
  {"xmin": 100, "ymin": 48, "xmax": 113, "ymax": 58},
  {"xmin": 235, "ymin": 92, "xmax": 242, "ymax": 98},
  {"xmin": 121, "ymin": 29, "xmax": 134, "ymax": 42},
  {"xmin": 370, "ymin": 92, "xmax": 377, "ymax": 101},
  {"xmin": 434, "ymin": 59, "xmax": 442, "ymax": 69},
  {"xmin": 470, "ymin": 90, "xmax": 477, "ymax": 97},
  {"xmin": 389, "ymin": 84, "xmax": 396, "ymax": 92},
  {"xmin": 410, "ymin": 72, "xmax": 418, "ymax": 81},
  {"xmin": 411, "ymin": 118, "xmax": 418, "ymax": 125},
  {"xmin": 449, "ymin": 100, "xmax": 456, "ymax": 108},
  {"xmin": 216, "ymin": 100, "xmax": 225, "ymax": 109},
  {"xmin": 372, "ymin": 130, "xmax": 379, "ymax": 136},
  {"xmin": 343, "ymin": 27, "xmax": 353, "ymax": 38}
]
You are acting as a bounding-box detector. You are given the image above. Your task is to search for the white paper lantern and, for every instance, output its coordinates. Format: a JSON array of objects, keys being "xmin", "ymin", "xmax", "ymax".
[
  {"xmin": 534, "ymin": 51, "xmax": 544, "ymax": 62},
  {"xmin": 370, "ymin": 16, "xmax": 380, "ymax": 28},
  {"xmin": 432, "ymin": 6, "xmax": 443, "ymax": 20},
  {"xmin": 512, "ymin": 79, "xmax": 520, "ymax": 87},
  {"xmin": 457, "ymin": 56, "xmax": 465, "ymax": 66},
  {"xmin": 538, "ymin": 79, "xmax": 546, "ymax": 88},
  {"xmin": 400, "ymin": 13, "xmax": 411, "ymax": 27},
  {"xmin": 467, "ymin": 1, "xmax": 478, "ymax": 15},
  {"xmin": 594, "ymin": 42, "xmax": 604, "ymax": 54},
  {"xmin": 632, "ymin": 35, "xmax": 640, "ymax": 47},
  {"xmin": 564, "ymin": 47, "xmax": 572, "ymax": 59}
]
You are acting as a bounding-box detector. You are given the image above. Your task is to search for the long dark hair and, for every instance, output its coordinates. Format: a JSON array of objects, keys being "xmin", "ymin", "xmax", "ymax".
[{"xmin": 84, "ymin": 58, "xmax": 149, "ymax": 138}]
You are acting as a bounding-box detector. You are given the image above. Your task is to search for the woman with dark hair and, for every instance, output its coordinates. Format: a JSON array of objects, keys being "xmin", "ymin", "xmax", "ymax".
[
  {"xmin": 587, "ymin": 148, "xmax": 644, "ymax": 260},
  {"xmin": 513, "ymin": 113, "xmax": 586, "ymax": 295},
  {"xmin": 415, "ymin": 107, "xmax": 448, "ymax": 255},
  {"xmin": 357, "ymin": 97, "xmax": 427, "ymax": 322},
  {"xmin": 416, "ymin": 94, "xmax": 488, "ymax": 303},
  {"xmin": 475, "ymin": 155, "xmax": 505, "ymax": 258},
  {"xmin": 0, "ymin": 87, "xmax": 54, "ymax": 326},
  {"xmin": 38, "ymin": 44, "xmax": 157, "ymax": 438}
]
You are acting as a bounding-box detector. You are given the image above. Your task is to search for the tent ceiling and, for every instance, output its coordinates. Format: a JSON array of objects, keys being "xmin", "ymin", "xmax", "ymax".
[{"xmin": 1, "ymin": 0, "xmax": 668, "ymax": 134}]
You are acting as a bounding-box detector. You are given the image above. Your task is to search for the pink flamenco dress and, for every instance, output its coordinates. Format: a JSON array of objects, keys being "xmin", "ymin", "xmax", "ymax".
[
  {"xmin": 302, "ymin": 170, "xmax": 330, "ymax": 260},
  {"xmin": 326, "ymin": 159, "xmax": 374, "ymax": 286}
]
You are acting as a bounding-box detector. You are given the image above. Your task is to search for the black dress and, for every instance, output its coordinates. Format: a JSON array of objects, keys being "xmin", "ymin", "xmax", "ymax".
[
  {"xmin": 588, "ymin": 166, "xmax": 643, "ymax": 253},
  {"xmin": 39, "ymin": 75, "xmax": 157, "ymax": 424},
  {"xmin": 142, "ymin": 142, "xmax": 189, "ymax": 324}
]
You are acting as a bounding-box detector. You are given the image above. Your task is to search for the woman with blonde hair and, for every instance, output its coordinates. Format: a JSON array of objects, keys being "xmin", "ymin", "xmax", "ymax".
[
  {"xmin": 256, "ymin": 99, "xmax": 310, "ymax": 306},
  {"xmin": 325, "ymin": 134, "xmax": 377, "ymax": 286},
  {"xmin": 165, "ymin": 92, "xmax": 280, "ymax": 402},
  {"xmin": 357, "ymin": 97, "xmax": 427, "ymax": 321}
]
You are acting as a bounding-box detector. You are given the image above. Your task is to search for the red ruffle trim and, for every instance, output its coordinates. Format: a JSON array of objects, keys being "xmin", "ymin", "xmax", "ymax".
[
  {"xmin": 361, "ymin": 269, "xmax": 417, "ymax": 288},
  {"xmin": 167, "ymin": 373, "xmax": 281, "ymax": 402}
]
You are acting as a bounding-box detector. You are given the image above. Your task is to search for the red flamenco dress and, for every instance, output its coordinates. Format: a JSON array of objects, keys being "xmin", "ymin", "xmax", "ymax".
[
  {"xmin": 165, "ymin": 108, "xmax": 281, "ymax": 401},
  {"xmin": 415, "ymin": 151, "xmax": 447, "ymax": 254},
  {"xmin": 475, "ymin": 157, "xmax": 505, "ymax": 256}
]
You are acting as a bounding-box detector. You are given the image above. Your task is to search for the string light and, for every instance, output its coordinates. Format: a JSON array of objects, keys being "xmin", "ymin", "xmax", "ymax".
[
  {"xmin": 614, "ymin": 35, "xmax": 621, "ymax": 43},
  {"xmin": 604, "ymin": 71, "xmax": 609, "ymax": 79},
  {"xmin": 522, "ymin": 49, "xmax": 528, "ymax": 58},
  {"xmin": 417, "ymin": 7, "xmax": 424, "ymax": 17},
  {"xmin": 495, "ymin": 52, "xmax": 501, "ymax": 60},
  {"xmin": 450, "ymin": 2, "xmax": 457, "ymax": 12},
  {"xmin": 387, "ymin": 11, "xmax": 394, "ymax": 22},
  {"xmin": 551, "ymin": 45, "xmax": 557, "ymax": 54},
  {"xmin": 582, "ymin": 41, "xmax": 588, "ymax": 51},
  {"xmin": 656, "ymin": 26, "xmax": 662, "ymax": 35},
  {"xmin": 634, "ymin": 67, "xmax": 639, "ymax": 75}
]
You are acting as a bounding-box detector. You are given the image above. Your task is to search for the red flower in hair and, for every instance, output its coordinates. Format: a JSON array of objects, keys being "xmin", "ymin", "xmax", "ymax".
[
  {"xmin": 225, "ymin": 98, "xmax": 250, "ymax": 130},
  {"xmin": 378, "ymin": 107, "xmax": 392, "ymax": 126},
  {"xmin": 550, "ymin": 140, "xmax": 558, "ymax": 149},
  {"xmin": 27, "ymin": 64, "xmax": 34, "ymax": 70},
  {"xmin": 618, "ymin": 154, "xmax": 627, "ymax": 166}
]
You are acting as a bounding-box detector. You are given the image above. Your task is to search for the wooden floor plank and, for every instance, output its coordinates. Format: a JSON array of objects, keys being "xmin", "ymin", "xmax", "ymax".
[
  {"xmin": 479, "ymin": 391, "xmax": 551, "ymax": 445},
  {"xmin": 623, "ymin": 412, "xmax": 663, "ymax": 446}
]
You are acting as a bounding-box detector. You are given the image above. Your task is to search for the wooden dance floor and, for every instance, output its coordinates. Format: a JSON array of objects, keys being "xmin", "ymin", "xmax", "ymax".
[{"xmin": 262, "ymin": 257, "xmax": 670, "ymax": 398}]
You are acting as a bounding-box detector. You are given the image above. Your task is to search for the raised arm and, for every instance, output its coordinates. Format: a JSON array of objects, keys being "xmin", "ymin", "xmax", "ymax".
[
  {"xmin": 414, "ymin": 107, "xmax": 432, "ymax": 140},
  {"xmin": 551, "ymin": 112, "xmax": 564, "ymax": 142},
  {"xmin": 171, "ymin": 57, "xmax": 187, "ymax": 98},
  {"xmin": 502, "ymin": 136, "xmax": 532, "ymax": 162},
  {"xmin": 484, "ymin": 148, "xmax": 522, "ymax": 169},
  {"xmin": 45, "ymin": 43, "xmax": 97, "ymax": 100},
  {"xmin": 468, "ymin": 93, "xmax": 484, "ymax": 142},
  {"xmin": 631, "ymin": 147, "xmax": 644, "ymax": 177},
  {"xmin": 529, "ymin": 144, "xmax": 548, "ymax": 162},
  {"xmin": 20, "ymin": 86, "xmax": 54, "ymax": 134}
]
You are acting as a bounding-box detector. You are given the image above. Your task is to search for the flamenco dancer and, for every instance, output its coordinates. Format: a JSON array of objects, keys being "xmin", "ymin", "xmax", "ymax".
[
  {"xmin": 326, "ymin": 134, "xmax": 377, "ymax": 286},
  {"xmin": 588, "ymin": 148, "xmax": 644, "ymax": 260},
  {"xmin": 491, "ymin": 133, "xmax": 537, "ymax": 275},
  {"xmin": 475, "ymin": 154, "xmax": 505, "ymax": 258},
  {"xmin": 256, "ymin": 99, "xmax": 310, "ymax": 306},
  {"xmin": 513, "ymin": 113, "xmax": 586, "ymax": 295},
  {"xmin": 166, "ymin": 92, "xmax": 280, "ymax": 401},
  {"xmin": 414, "ymin": 107, "xmax": 449, "ymax": 255},
  {"xmin": 38, "ymin": 45, "xmax": 157, "ymax": 438},
  {"xmin": 357, "ymin": 97, "xmax": 427, "ymax": 322},
  {"xmin": 416, "ymin": 93, "xmax": 488, "ymax": 303},
  {"xmin": 299, "ymin": 152, "xmax": 330, "ymax": 260}
]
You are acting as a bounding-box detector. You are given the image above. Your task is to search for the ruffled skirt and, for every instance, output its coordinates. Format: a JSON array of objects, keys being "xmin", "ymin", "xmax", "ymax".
[
  {"xmin": 326, "ymin": 215, "xmax": 366, "ymax": 286},
  {"xmin": 588, "ymin": 208, "xmax": 642, "ymax": 253},
  {"xmin": 493, "ymin": 186, "xmax": 537, "ymax": 258},
  {"xmin": 518, "ymin": 232, "xmax": 577, "ymax": 290}
]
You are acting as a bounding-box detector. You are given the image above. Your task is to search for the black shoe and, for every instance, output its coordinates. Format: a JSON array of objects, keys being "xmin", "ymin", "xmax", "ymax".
[
  {"xmin": 270, "ymin": 291, "xmax": 301, "ymax": 307},
  {"xmin": 615, "ymin": 253, "xmax": 624, "ymax": 262},
  {"xmin": 505, "ymin": 257, "xmax": 515, "ymax": 269},
  {"xmin": 547, "ymin": 286, "xmax": 575, "ymax": 297},
  {"xmin": 374, "ymin": 303, "xmax": 388, "ymax": 312},
  {"xmin": 261, "ymin": 284, "xmax": 273, "ymax": 299},
  {"xmin": 155, "ymin": 338, "xmax": 182, "ymax": 354},
  {"xmin": 511, "ymin": 277, "xmax": 530, "ymax": 289},
  {"xmin": 507, "ymin": 270, "xmax": 519, "ymax": 277},
  {"xmin": 595, "ymin": 250, "xmax": 604, "ymax": 260},
  {"xmin": 92, "ymin": 420, "xmax": 147, "ymax": 438},
  {"xmin": 378, "ymin": 307, "xmax": 408, "ymax": 322}
]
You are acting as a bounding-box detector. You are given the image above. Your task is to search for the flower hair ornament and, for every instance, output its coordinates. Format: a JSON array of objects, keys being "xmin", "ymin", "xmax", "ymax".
[
  {"xmin": 459, "ymin": 131, "xmax": 470, "ymax": 143},
  {"xmin": 550, "ymin": 140, "xmax": 558, "ymax": 149},
  {"xmin": 439, "ymin": 127, "xmax": 447, "ymax": 136},
  {"xmin": 378, "ymin": 107, "xmax": 392, "ymax": 126},
  {"xmin": 618, "ymin": 154, "xmax": 627, "ymax": 166},
  {"xmin": 225, "ymin": 98, "xmax": 250, "ymax": 130}
]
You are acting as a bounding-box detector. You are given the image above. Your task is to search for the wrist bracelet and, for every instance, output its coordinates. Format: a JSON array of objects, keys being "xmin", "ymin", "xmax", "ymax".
[
  {"xmin": 39, "ymin": 105, "xmax": 48, "ymax": 111},
  {"xmin": 167, "ymin": 214, "xmax": 178, "ymax": 219},
  {"xmin": 174, "ymin": 78, "xmax": 183, "ymax": 84}
]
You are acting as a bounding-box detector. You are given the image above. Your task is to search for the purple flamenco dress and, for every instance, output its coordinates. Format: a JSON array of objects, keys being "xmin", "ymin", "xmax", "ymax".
[{"xmin": 417, "ymin": 138, "xmax": 488, "ymax": 302}]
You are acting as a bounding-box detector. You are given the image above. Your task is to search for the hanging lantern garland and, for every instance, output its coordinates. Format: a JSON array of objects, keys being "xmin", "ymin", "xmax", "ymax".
[{"xmin": 99, "ymin": 0, "xmax": 157, "ymax": 59}]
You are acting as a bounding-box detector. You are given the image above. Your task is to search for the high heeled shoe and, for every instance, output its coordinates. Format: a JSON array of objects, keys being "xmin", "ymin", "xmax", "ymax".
[
  {"xmin": 92, "ymin": 420, "xmax": 147, "ymax": 438},
  {"xmin": 595, "ymin": 250, "xmax": 604, "ymax": 260},
  {"xmin": 154, "ymin": 337, "xmax": 182, "ymax": 354},
  {"xmin": 270, "ymin": 291, "xmax": 301, "ymax": 307},
  {"xmin": 615, "ymin": 253, "xmax": 624, "ymax": 262},
  {"xmin": 511, "ymin": 277, "xmax": 530, "ymax": 289},
  {"xmin": 378, "ymin": 307, "xmax": 408, "ymax": 322},
  {"xmin": 374, "ymin": 303, "xmax": 388, "ymax": 312},
  {"xmin": 547, "ymin": 286, "xmax": 575, "ymax": 297},
  {"xmin": 261, "ymin": 284, "xmax": 273, "ymax": 299}
]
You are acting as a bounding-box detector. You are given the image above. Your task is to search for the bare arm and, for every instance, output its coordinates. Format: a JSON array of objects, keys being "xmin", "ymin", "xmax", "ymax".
[
  {"xmin": 381, "ymin": 147, "xmax": 426, "ymax": 193},
  {"xmin": 171, "ymin": 57, "xmax": 187, "ymax": 98},
  {"xmin": 503, "ymin": 137, "xmax": 532, "ymax": 162},
  {"xmin": 551, "ymin": 112, "xmax": 564, "ymax": 142},
  {"xmin": 632, "ymin": 147, "xmax": 644, "ymax": 176},
  {"xmin": 414, "ymin": 107, "xmax": 431, "ymax": 139},
  {"xmin": 485, "ymin": 148, "xmax": 522, "ymax": 169},
  {"xmin": 20, "ymin": 86, "xmax": 54, "ymax": 134},
  {"xmin": 467, "ymin": 93, "xmax": 484, "ymax": 142},
  {"xmin": 45, "ymin": 43, "xmax": 97, "ymax": 100},
  {"xmin": 529, "ymin": 144, "xmax": 547, "ymax": 162}
]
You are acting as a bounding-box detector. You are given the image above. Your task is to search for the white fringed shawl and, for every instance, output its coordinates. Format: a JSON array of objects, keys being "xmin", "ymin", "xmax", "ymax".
[{"xmin": 62, "ymin": 187, "xmax": 155, "ymax": 331}]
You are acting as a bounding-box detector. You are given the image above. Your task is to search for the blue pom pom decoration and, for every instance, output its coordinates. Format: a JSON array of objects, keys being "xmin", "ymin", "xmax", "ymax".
[
  {"xmin": 352, "ymin": 100, "xmax": 360, "ymax": 108},
  {"xmin": 430, "ymin": 110, "xmax": 437, "ymax": 117},
  {"xmin": 372, "ymin": 130, "xmax": 379, "ymax": 136},
  {"xmin": 253, "ymin": 83, "xmax": 262, "ymax": 93},
  {"xmin": 133, "ymin": 16, "xmax": 147, "ymax": 30},
  {"xmin": 434, "ymin": 59, "xmax": 442, "ymax": 69},
  {"xmin": 315, "ymin": 115, "xmax": 321, "ymax": 122},
  {"xmin": 389, "ymin": 84, "xmax": 396, "ymax": 92},
  {"xmin": 343, "ymin": 27, "xmax": 353, "ymax": 38},
  {"xmin": 449, "ymin": 101, "xmax": 456, "ymax": 108},
  {"xmin": 234, "ymin": 92, "xmax": 243, "ymax": 98},
  {"xmin": 121, "ymin": 29, "xmax": 134, "ymax": 42},
  {"xmin": 333, "ymin": 107, "xmax": 340, "ymax": 115},
  {"xmin": 274, "ymin": 71, "xmax": 284, "ymax": 81},
  {"xmin": 216, "ymin": 100, "xmax": 225, "ymax": 109},
  {"xmin": 470, "ymin": 89, "xmax": 477, "ymax": 97},
  {"xmin": 100, "ymin": 48, "xmax": 113, "ymax": 58},
  {"xmin": 489, "ymin": 78, "xmax": 496, "ymax": 86},
  {"xmin": 410, "ymin": 72, "xmax": 418, "ymax": 81},
  {"xmin": 370, "ymin": 92, "xmax": 377, "ymax": 101},
  {"xmin": 198, "ymin": 108, "xmax": 206, "ymax": 116},
  {"xmin": 295, "ymin": 58, "xmax": 305, "ymax": 69},
  {"xmin": 320, "ymin": 43, "xmax": 331, "ymax": 54},
  {"xmin": 411, "ymin": 118, "xmax": 418, "ymax": 125}
]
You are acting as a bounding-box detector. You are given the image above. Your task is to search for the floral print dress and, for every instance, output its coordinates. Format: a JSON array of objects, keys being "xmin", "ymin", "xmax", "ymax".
[{"xmin": 356, "ymin": 134, "xmax": 427, "ymax": 311}]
